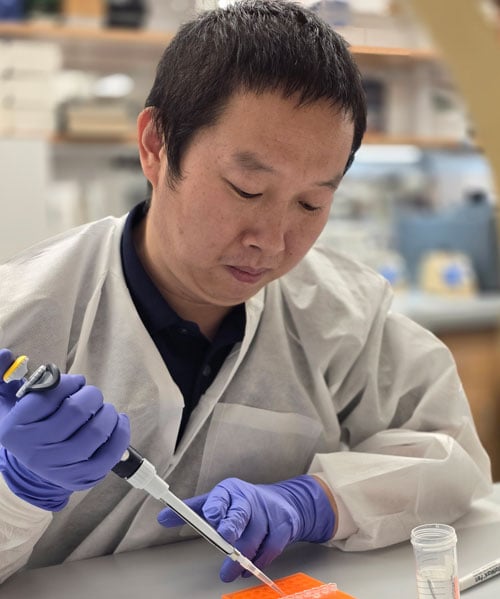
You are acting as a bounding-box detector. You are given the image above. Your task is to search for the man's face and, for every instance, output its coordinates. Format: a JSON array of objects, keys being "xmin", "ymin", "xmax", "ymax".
[{"xmin": 141, "ymin": 90, "xmax": 354, "ymax": 312}]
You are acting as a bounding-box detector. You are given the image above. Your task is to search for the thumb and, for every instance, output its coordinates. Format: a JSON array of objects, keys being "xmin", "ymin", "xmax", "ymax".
[
  {"xmin": 219, "ymin": 556, "xmax": 244, "ymax": 583},
  {"xmin": 0, "ymin": 349, "xmax": 15, "ymax": 375},
  {"xmin": 157, "ymin": 492, "xmax": 209, "ymax": 527},
  {"xmin": 0, "ymin": 350, "xmax": 25, "ymax": 420}
]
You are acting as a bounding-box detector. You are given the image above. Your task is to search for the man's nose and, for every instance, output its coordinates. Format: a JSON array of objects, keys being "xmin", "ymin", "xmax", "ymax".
[{"xmin": 241, "ymin": 207, "xmax": 288, "ymax": 254}]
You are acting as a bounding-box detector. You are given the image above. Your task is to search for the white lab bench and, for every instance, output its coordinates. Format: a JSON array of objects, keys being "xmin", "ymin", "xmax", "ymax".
[
  {"xmin": 1, "ymin": 485, "xmax": 500, "ymax": 599},
  {"xmin": 392, "ymin": 291, "xmax": 500, "ymax": 333}
]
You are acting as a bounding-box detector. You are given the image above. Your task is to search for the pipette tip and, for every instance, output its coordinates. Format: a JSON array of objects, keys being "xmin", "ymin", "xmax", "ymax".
[{"xmin": 236, "ymin": 554, "xmax": 286, "ymax": 596}]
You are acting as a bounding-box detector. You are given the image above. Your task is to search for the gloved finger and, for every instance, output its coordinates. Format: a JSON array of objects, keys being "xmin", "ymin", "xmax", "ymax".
[
  {"xmin": 0, "ymin": 375, "xmax": 83, "ymax": 449},
  {"xmin": 226, "ymin": 528, "xmax": 289, "ymax": 582},
  {"xmin": 42, "ymin": 403, "xmax": 121, "ymax": 464},
  {"xmin": 219, "ymin": 556, "xmax": 244, "ymax": 583},
  {"xmin": 0, "ymin": 349, "xmax": 15, "ymax": 375},
  {"xmin": 32, "ymin": 413, "xmax": 131, "ymax": 491},
  {"xmin": 11, "ymin": 402, "xmax": 119, "ymax": 471},
  {"xmin": 208, "ymin": 491, "xmax": 251, "ymax": 545},
  {"xmin": 219, "ymin": 510, "xmax": 265, "ymax": 582},
  {"xmin": 0, "ymin": 380, "xmax": 24, "ymax": 419},
  {"xmin": 4, "ymin": 374, "xmax": 86, "ymax": 424},
  {"xmin": 157, "ymin": 493, "xmax": 209, "ymax": 527},
  {"xmin": 201, "ymin": 484, "xmax": 232, "ymax": 528},
  {"xmin": 251, "ymin": 521, "xmax": 291, "ymax": 573},
  {"xmin": 15, "ymin": 384, "xmax": 104, "ymax": 443},
  {"xmin": 86, "ymin": 412, "xmax": 131, "ymax": 472}
]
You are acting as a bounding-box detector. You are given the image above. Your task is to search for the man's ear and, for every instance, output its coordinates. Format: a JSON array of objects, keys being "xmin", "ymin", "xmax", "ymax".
[{"xmin": 137, "ymin": 107, "xmax": 164, "ymax": 188}]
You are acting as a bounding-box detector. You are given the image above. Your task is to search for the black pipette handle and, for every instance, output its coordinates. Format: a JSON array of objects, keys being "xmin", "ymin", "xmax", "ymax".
[{"xmin": 112, "ymin": 446, "xmax": 144, "ymax": 479}]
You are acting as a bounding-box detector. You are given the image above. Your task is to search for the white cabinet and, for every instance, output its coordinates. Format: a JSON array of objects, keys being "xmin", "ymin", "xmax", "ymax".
[{"xmin": 0, "ymin": 138, "xmax": 51, "ymax": 261}]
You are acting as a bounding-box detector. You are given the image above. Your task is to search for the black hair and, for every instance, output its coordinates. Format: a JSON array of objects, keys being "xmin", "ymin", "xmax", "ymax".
[{"xmin": 145, "ymin": 0, "xmax": 366, "ymax": 190}]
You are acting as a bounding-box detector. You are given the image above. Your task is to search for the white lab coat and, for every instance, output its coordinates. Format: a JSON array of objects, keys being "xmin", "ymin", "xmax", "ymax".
[{"xmin": 0, "ymin": 214, "xmax": 492, "ymax": 583}]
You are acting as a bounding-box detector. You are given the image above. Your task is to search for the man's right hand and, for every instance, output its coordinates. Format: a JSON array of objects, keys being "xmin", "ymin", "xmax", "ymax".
[{"xmin": 0, "ymin": 348, "xmax": 130, "ymax": 511}]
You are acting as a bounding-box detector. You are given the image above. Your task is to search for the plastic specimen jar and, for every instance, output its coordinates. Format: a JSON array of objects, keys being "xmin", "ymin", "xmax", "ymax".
[{"xmin": 411, "ymin": 523, "xmax": 460, "ymax": 599}]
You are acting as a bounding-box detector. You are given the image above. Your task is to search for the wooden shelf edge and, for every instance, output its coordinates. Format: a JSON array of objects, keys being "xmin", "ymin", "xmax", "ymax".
[
  {"xmin": 0, "ymin": 21, "xmax": 173, "ymax": 45},
  {"xmin": 52, "ymin": 133, "xmax": 138, "ymax": 145},
  {"xmin": 363, "ymin": 134, "xmax": 474, "ymax": 148},
  {"xmin": 0, "ymin": 21, "xmax": 436, "ymax": 57},
  {"xmin": 351, "ymin": 45, "xmax": 436, "ymax": 59}
]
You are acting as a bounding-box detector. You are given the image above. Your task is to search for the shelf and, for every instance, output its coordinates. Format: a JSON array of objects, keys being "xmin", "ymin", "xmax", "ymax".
[
  {"xmin": 52, "ymin": 133, "xmax": 137, "ymax": 145},
  {"xmin": 350, "ymin": 45, "xmax": 435, "ymax": 59},
  {"xmin": 0, "ymin": 21, "xmax": 438, "ymax": 74},
  {"xmin": 0, "ymin": 20, "xmax": 458, "ymax": 150},
  {"xmin": 0, "ymin": 21, "xmax": 173, "ymax": 45},
  {"xmin": 0, "ymin": 21, "xmax": 435, "ymax": 58},
  {"xmin": 362, "ymin": 133, "xmax": 472, "ymax": 148}
]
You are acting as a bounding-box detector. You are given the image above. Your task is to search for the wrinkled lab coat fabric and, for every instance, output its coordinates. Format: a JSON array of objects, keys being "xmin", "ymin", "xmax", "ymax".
[{"xmin": 0, "ymin": 214, "xmax": 492, "ymax": 583}]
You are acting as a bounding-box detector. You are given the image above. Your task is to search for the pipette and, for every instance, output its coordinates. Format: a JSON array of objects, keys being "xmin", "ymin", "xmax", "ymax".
[
  {"xmin": 2, "ymin": 357, "xmax": 285, "ymax": 597},
  {"xmin": 112, "ymin": 446, "xmax": 285, "ymax": 596}
]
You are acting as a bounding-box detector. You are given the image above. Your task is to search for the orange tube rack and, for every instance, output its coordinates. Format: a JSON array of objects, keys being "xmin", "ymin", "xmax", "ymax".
[{"xmin": 221, "ymin": 572, "xmax": 357, "ymax": 599}]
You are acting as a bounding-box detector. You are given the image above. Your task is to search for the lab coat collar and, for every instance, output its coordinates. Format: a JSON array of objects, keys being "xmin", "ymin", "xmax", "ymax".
[{"xmin": 165, "ymin": 288, "xmax": 265, "ymax": 470}]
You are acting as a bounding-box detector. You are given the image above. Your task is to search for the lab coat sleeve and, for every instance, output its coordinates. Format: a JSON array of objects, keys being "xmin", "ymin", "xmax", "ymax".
[
  {"xmin": 309, "ymin": 306, "xmax": 493, "ymax": 551},
  {"xmin": 0, "ymin": 477, "xmax": 52, "ymax": 584}
]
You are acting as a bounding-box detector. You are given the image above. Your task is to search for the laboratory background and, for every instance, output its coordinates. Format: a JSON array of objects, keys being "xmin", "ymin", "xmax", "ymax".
[{"xmin": 0, "ymin": 0, "xmax": 499, "ymax": 481}]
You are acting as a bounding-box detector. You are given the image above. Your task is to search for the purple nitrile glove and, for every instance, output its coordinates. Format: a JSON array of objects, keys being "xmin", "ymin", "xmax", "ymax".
[
  {"xmin": 0, "ymin": 354, "xmax": 130, "ymax": 511},
  {"xmin": 157, "ymin": 475, "xmax": 335, "ymax": 582}
]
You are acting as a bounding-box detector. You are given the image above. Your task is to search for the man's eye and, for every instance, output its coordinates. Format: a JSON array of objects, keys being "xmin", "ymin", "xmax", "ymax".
[
  {"xmin": 229, "ymin": 183, "xmax": 261, "ymax": 199},
  {"xmin": 299, "ymin": 201, "xmax": 321, "ymax": 213}
]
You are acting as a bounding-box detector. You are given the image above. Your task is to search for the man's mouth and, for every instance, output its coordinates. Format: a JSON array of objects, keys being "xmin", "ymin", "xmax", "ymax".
[{"xmin": 226, "ymin": 265, "xmax": 269, "ymax": 283}]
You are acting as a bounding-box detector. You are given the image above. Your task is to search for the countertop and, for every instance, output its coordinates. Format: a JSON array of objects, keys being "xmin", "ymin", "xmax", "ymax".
[
  {"xmin": 391, "ymin": 291, "xmax": 500, "ymax": 332},
  {"xmin": 2, "ymin": 486, "xmax": 500, "ymax": 599}
]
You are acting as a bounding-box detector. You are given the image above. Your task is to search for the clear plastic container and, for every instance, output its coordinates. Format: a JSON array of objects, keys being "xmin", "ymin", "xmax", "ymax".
[{"xmin": 411, "ymin": 523, "xmax": 460, "ymax": 599}]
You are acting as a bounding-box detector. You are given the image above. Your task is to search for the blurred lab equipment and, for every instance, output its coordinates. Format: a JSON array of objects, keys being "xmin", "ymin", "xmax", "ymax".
[
  {"xmin": 0, "ymin": 0, "xmax": 23, "ymax": 19},
  {"xmin": 418, "ymin": 250, "xmax": 477, "ymax": 296},
  {"xmin": 24, "ymin": 0, "xmax": 61, "ymax": 20},
  {"xmin": 371, "ymin": 249, "xmax": 407, "ymax": 290},
  {"xmin": 315, "ymin": 0, "xmax": 352, "ymax": 27},
  {"xmin": 0, "ymin": 40, "xmax": 61, "ymax": 136},
  {"xmin": 395, "ymin": 192, "xmax": 500, "ymax": 292},
  {"xmin": 410, "ymin": 523, "xmax": 459, "ymax": 599},
  {"xmin": 105, "ymin": 0, "xmax": 146, "ymax": 28},
  {"xmin": 363, "ymin": 77, "xmax": 386, "ymax": 134},
  {"xmin": 61, "ymin": 0, "xmax": 103, "ymax": 27},
  {"xmin": 60, "ymin": 98, "xmax": 133, "ymax": 139}
]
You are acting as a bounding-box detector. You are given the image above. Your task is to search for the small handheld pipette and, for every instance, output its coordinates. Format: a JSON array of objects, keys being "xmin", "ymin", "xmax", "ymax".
[
  {"xmin": 112, "ymin": 446, "xmax": 285, "ymax": 596},
  {"xmin": 2, "ymin": 357, "xmax": 285, "ymax": 597}
]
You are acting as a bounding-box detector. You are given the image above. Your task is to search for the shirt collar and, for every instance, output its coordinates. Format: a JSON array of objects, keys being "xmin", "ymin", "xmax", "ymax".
[{"xmin": 121, "ymin": 202, "xmax": 180, "ymax": 333}]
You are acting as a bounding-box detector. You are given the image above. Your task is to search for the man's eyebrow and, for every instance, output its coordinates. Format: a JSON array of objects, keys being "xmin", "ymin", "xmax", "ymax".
[
  {"xmin": 316, "ymin": 174, "xmax": 343, "ymax": 190},
  {"xmin": 232, "ymin": 151, "xmax": 275, "ymax": 173}
]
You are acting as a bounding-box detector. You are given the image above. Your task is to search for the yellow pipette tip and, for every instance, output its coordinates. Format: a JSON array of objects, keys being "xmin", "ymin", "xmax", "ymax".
[{"xmin": 3, "ymin": 355, "xmax": 29, "ymax": 382}]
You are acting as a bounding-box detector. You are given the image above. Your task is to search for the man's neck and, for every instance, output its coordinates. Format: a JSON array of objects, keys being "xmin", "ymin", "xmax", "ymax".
[
  {"xmin": 163, "ymin": 295, "xmax": 231, "ymax": 341},
  {"xmin": 133, "ymin": 218, "xmax": 232, "ymax": 341}
]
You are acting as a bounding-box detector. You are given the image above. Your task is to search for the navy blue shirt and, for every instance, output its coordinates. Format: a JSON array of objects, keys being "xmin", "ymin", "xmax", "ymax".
[{"xmin": 120, "ymin": 202, "xmax": 246, "ymax": 441}]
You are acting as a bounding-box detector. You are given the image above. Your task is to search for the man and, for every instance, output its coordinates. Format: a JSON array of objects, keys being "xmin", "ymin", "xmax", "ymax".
[{"xmin": 0, "ymin": 0, "xmax": 492, "ymax": 586}]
